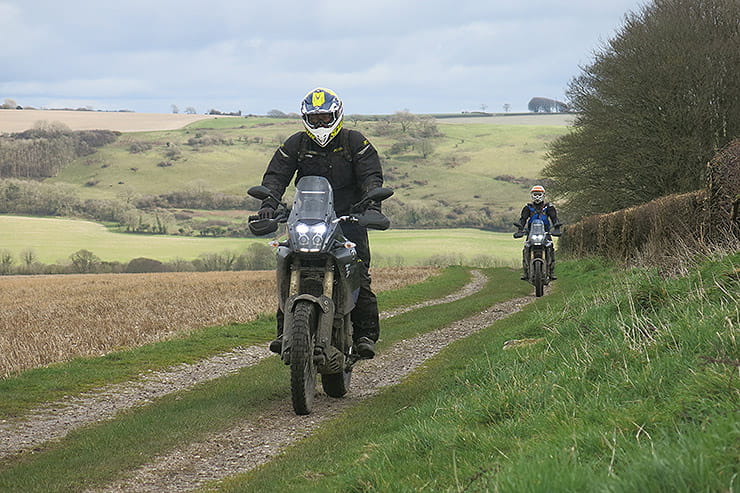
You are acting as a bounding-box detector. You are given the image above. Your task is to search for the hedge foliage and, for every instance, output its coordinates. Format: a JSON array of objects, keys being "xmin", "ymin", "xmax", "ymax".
[{"xmin": 559, "ymin": 139, "xmax": 739, "ymax": 260}]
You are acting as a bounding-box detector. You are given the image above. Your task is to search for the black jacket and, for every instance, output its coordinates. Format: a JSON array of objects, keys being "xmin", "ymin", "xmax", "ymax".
[
  {"xmin": 260, "ymin": 129, "xmax": 383, "ymax": 215},
  {"xmin": 519, "ymin": 202, "xmax": 560, "ymax": 231}
]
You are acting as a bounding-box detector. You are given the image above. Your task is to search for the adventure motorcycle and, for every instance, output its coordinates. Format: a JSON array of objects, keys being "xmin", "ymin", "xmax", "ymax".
[
  {"xmin": 513, "ymin": 218, "xmax": 561, "ymax": 297},
  {"xmin": 248, "ymin": 176, "xmax": 393, "ymax": 415}
]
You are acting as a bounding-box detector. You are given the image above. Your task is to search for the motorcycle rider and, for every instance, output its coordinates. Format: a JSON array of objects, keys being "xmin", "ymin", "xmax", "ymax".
[
  {"xmin": 514, "ymin": 185, "xmax": 561, "ymax": 280},
  {"xmin": 257, "ymin": 87, "xmax": 384, "ymax": 359}
]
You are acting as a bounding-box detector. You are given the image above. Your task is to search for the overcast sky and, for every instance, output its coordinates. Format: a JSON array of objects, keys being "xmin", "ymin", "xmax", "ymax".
[{"xmin": 1, "ymin": 0, "xmax": 646, "ymax": 115}]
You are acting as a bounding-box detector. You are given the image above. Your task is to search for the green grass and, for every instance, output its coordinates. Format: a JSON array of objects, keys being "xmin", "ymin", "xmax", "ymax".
[
  {"xmin": 0, "ymin": 215, "xmax": 258, "ymax": 263},
  {"xmin": 215, "ymin": 252, "xmax": 739, "ymax": 492},
  {"xmin": 0, "ymin": 266, "xmax": 470, "ymax": 418},
  {"xmin": 0, "ymin": 268, "xmax": 529, "ymax": 492},
  {"xmin": 0, "ymin": 215, "xmax": 521, "ymax": 265}
]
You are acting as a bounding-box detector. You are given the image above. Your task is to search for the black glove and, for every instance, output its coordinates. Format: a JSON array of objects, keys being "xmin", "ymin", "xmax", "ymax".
[
  {"xmin": 257, "ymin": 206, "xmax": 275, "ymax": 220},
  {"xmin": 513, "ymin": 230, "xmax": 525, "ymax": 239}
]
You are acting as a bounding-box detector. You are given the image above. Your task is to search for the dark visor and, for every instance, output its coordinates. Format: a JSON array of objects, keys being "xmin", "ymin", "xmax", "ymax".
[{"xmin": 306, "ymin": 112, "xmax": 336, "ymax": 128}]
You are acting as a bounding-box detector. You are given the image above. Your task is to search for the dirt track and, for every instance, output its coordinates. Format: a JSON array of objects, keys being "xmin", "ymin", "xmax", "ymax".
[
  {"xmin": 101, "ymin": 286, "xmax": 532, "ymax": 492},
  {"xmin": 0, "ymin": 271, "xmax": 485, "ymax": 461},
  {"xmin": 0, "ymin": 270, "xmax": 535, "ymax": 492}
]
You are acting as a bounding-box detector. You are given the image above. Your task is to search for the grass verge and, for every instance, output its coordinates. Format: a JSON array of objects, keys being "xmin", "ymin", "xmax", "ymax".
[
  {"xmin": 0, "ymin": 267, "xmax": 529, "ymax": 491},
  {"xmin": 216, "ymin": 253, "xmax": 739, "ymax": 492},
  {"xmin": 0, "ymin": 266, "xmax": 469, "ymax": 418}
]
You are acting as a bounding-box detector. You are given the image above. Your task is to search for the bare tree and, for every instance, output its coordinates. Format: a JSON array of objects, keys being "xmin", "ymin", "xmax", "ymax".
[
  {"xmin": 171, "ymin": 104, "xmax": 179, "ymax": 114},
  {"xmin": 0, "ymin": 250, "xmax": 14, "ymax": 274}
]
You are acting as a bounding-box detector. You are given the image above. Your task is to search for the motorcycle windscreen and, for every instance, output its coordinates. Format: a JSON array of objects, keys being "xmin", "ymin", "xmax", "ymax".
[
  {"xmin": 527, "ymin": 219, "xmax": 548, "ymax": 245},
  {"xmin": 528, "ymin": 219, "xmax": 546, "ymax": 236},
  {"xmin": 289, "ymin": 176, "xmax": 335, "ymax": 223}
]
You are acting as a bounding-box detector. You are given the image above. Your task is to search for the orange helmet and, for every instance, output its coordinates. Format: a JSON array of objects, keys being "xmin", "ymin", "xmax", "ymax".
[{"xmin": 530, "ymin": 185, "xmax": 545, "ymax": 204}]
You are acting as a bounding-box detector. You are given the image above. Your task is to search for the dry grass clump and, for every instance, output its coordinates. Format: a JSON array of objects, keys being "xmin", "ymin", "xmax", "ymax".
[{"xmin": 0, "ymin": 267, "xmax": 437, "ymax": 377}]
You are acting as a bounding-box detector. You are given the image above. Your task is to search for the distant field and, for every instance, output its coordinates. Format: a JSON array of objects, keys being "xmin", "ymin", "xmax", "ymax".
[
  {"xmin": 437, "ymin": 113, "xmax": 575, "ymax": 126},
  {"xmin": 0, "ymin": 215, "xmax": 521, "ymax": 266},
  {"xmin": 0, "ymin": 109, "xmax": 220, "ymax": 132}
]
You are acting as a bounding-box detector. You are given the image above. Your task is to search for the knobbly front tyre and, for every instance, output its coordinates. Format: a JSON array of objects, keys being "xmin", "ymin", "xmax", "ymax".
[
  {"xmin": 533, "ymin": 261, "xmax": 544, "ymax": 297},
  {"xmin": 290, "ymin": 300, "xmax": 318, "ymax": 415}
]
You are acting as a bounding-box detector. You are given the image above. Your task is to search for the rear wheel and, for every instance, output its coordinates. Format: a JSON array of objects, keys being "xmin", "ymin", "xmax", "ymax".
[
  {"xmin": 533, "ymin": 261, "xmax": 544, "ymax": 297},
  {"xmin": 290, "ymin": 301, "xmax": 318, "ymax": 415}
]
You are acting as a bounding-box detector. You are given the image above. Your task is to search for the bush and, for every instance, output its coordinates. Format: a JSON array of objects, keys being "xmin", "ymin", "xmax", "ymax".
[{"xmin": 126, "ymin": 257, "xmax": 168, "ymax": 273}]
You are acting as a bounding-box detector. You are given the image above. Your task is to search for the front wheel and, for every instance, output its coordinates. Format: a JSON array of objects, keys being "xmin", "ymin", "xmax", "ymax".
[
  {"xmin": 290, "ymin": 301, "xmax": 318, "ymax": 415},
  {"xmin": 533, "ymin": 261, "xmax": 544, "ymax": 297}
]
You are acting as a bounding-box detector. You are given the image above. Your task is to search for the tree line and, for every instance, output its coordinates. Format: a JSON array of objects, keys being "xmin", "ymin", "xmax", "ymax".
[
  {"xmin": 0, "ymin": 123, "xmax": 119, "ymax": 179},
  {"xmin": 544, "ymin": 0, "xmax": 740, "ymax": 220},
  {"xmin": 0, "ymin": 243, "xmax": 276, "ymax": 276}
]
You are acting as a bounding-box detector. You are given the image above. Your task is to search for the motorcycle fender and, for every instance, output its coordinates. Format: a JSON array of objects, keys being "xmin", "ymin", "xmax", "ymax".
[{"xmin": 282, "ymin": 294, "xmax": 335, "ymax": 364}]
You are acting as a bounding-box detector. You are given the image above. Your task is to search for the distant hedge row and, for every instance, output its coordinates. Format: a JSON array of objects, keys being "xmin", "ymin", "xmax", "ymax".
[{"xmin": 559, "ymin": 139, "xmax": 740, "ymax": 260}]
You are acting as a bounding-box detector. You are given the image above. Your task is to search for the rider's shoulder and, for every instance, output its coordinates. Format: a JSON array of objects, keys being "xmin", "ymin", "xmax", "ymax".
[
  {"xmin": 284, "ymin": 131, "xmax": 305, "ymax": 147},
  {"xmin": 344, "ymin": 128, "xmax": 372, "ymax": 147}
]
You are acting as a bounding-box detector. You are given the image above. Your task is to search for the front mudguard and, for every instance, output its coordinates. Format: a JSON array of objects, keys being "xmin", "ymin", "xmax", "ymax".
[
  {"xmin": 281, "ymin": 293, "xmax": 335, "ymax": 366},
  {"xmin": 527, "ymin": 249, "xmax": 550, "ymax": 285}
]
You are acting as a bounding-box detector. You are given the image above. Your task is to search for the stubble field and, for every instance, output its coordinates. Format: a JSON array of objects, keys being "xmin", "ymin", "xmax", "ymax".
[{"xmin": 0, "ymin": 267, "xmax": 436, "ymax": 377}]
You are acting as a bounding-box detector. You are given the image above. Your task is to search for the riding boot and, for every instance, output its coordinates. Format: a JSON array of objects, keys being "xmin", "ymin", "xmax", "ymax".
[
  {"xmin": 548, "ymin": 246, "xmax": 557, "ymax": 280},
  {"xmin": 269, "ymin": 309, "xmax": 284, "ymax": 354}
]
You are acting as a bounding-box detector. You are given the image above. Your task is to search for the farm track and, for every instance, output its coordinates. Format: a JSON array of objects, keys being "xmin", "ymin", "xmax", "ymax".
[
  {"xmin": 98, "ymin": 289, "xmax": 533, "ymax": 492},
  {"xmin": 0, "ymin": 271, "xmax": 487, "ymax": 461}
]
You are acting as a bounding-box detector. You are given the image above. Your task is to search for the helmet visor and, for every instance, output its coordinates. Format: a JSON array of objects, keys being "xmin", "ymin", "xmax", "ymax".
[{"xmin": 305, "ymin": 112, "xmax": 337, "ymax": 128}]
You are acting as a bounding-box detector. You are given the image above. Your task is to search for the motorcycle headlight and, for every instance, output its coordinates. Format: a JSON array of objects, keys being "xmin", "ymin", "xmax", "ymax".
[
  {"xmin": 530, "ymin": 233, "xmax": 546, "ymax": 243},
  {"xmin": 294, "ymin": 222, "xmax": 328, "ymax": 252}
]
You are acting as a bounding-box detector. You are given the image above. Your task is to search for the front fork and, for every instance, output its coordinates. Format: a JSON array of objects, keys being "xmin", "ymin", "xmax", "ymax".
[
  {"xmin": 281, "ymin": 258, "xmax": 344, "ymax": 373},
  {"xmin": 523, "ymin": 247, "xmax": 551, "ymax": 281}
]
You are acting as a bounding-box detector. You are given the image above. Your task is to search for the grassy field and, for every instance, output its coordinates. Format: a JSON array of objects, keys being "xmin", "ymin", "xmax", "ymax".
[{"xmin": 0, "ymin": 215, "xmax": 522, "ymax": 266}]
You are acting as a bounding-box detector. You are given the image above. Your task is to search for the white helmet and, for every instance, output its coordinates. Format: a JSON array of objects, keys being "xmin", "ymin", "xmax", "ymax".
[
  {"xmin": 300, "ymin": 87, "xmax": 343, "ymax": 147},
  {"xmin": 530, "ymin": 185, "xmax": 545, "ymax": 204}
]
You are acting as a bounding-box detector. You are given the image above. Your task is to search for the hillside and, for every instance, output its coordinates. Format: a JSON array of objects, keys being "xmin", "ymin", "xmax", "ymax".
[{"xmin": 34, "ymin": 114, "xmax": 569, "ymax": 232}]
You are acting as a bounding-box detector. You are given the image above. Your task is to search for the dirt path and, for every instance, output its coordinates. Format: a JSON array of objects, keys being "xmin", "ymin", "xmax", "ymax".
[
  {"xmin": 98, "ymin": 293, "xmax": 533, "ymax": 492},
  {"xmin": 0, "ymin": 271, "xmax": 487, "ymax": 460}
]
